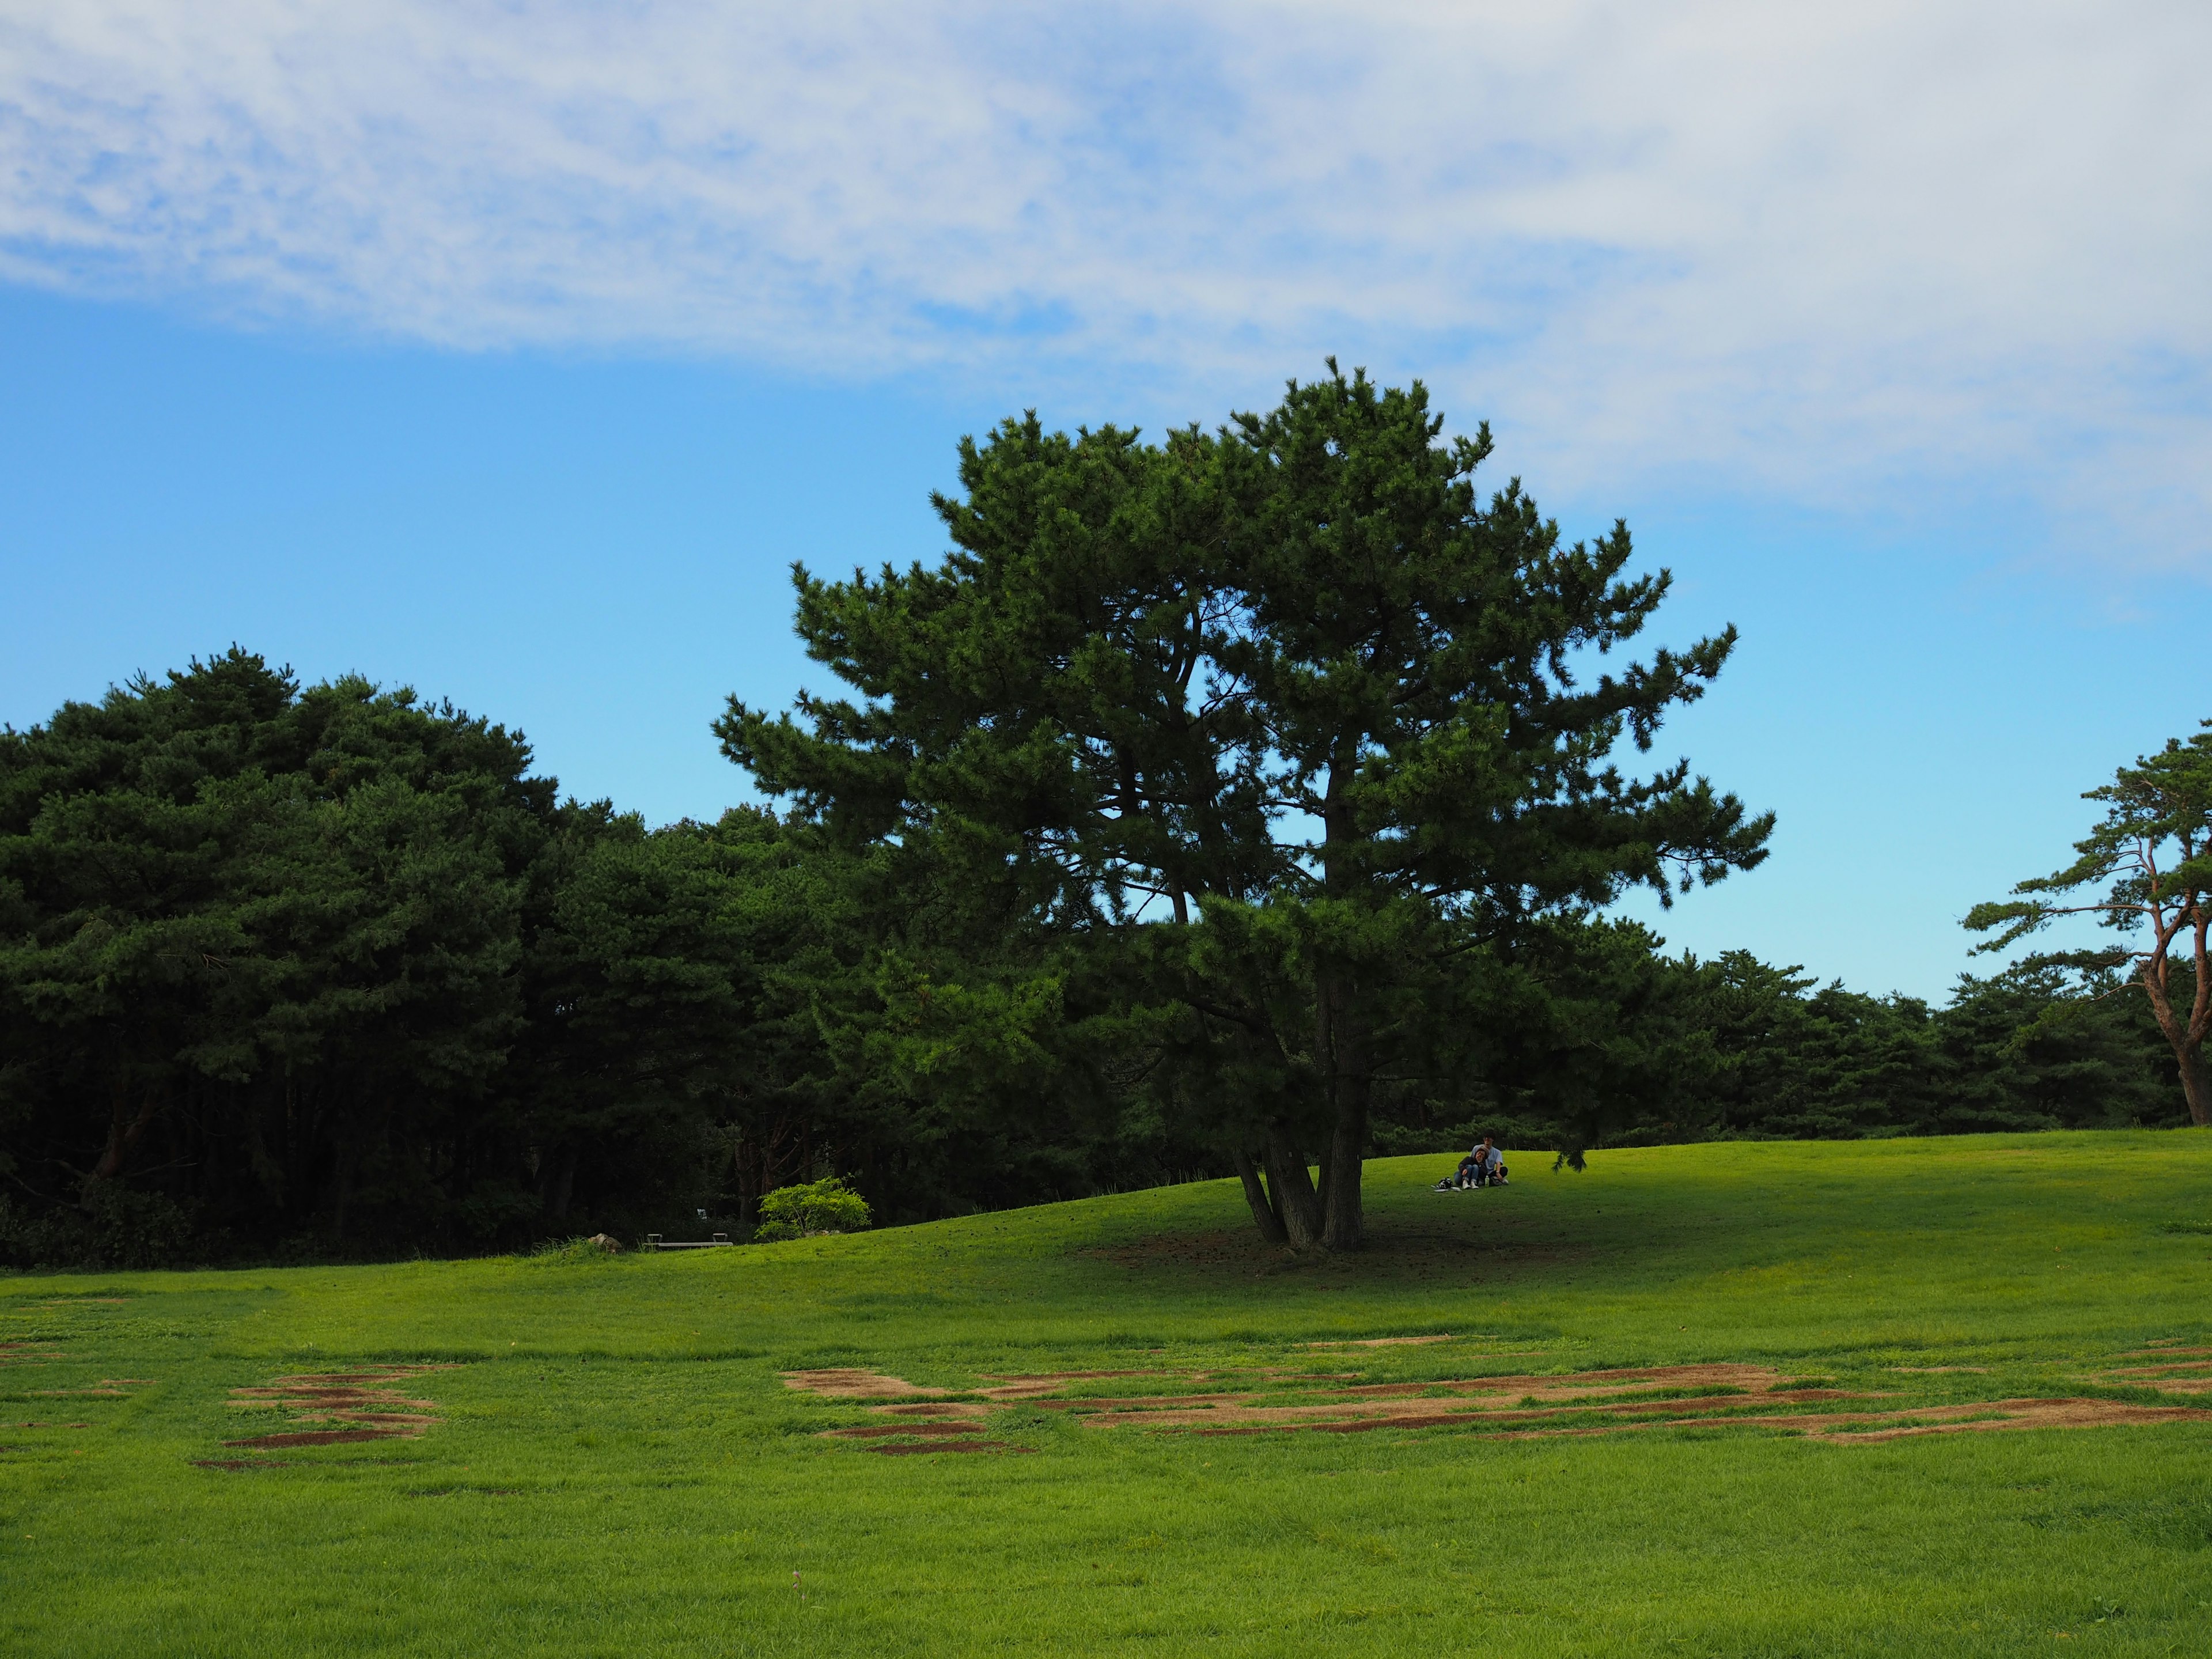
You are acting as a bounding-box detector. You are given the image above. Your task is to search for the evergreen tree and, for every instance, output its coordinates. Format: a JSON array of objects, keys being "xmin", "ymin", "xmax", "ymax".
[{"xmin": 724, "ymin": 365, "xmax": 1771, "ymax": 1249}]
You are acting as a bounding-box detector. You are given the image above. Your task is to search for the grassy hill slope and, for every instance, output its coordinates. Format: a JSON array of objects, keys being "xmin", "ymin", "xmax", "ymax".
[{"xmin": 5, "ymin": 1134, "xmax": 2212, "ymax": 1656}]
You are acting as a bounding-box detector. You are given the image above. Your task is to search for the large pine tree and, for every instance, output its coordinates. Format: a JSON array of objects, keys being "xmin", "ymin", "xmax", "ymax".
[{"xmin": 723, "ymin": 365, "xmax": 1771, "ymax": 1249}]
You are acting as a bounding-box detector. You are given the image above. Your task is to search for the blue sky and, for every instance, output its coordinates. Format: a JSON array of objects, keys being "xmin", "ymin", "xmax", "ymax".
[{"xmin": 3, "ymin": 1, "xmax": 2207, "ymax": 1000}]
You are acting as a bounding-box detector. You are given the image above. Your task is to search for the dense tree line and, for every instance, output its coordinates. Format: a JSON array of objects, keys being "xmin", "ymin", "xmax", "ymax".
[
  {"xmin": 4, "ymin": 369, "xmax": 2200, "ymax": 1267},
  {"xmin": 0, "ymin": 650, "xmax": 1206, "ymax": 1267}
]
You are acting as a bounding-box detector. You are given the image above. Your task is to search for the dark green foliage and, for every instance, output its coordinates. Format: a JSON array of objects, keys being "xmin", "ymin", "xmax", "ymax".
[
  {"xmin": 0, "ymin": 650, "xmax": 552, "ymax": 1260},
  {"xmin": 5, "ymin": 387, "xmax": 2192, "ymax": 1270},
  {"xmin": 0, "ymin": 653, "xmax": 1221, "ymax": 1266},
  {"xmin": 723, "ymin": 364, "xmax": 1771, "ymax": 1249}
]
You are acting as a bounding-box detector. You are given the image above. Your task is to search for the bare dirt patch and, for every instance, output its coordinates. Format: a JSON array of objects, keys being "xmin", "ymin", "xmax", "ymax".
[
  {"xmin": 978, "ymin": 1370, "xmax": 1180, "ymax": 1399},
  {"xmin": 798, "ymin": 1350, "xmax": 2212, "ymax": 1449},
  {"xmin": 1802, "ymin": 1399, "xmax": 2212, "ymax": 1442},
  {"xmin": 870, "ymin": 1402, "xmax": 991, "ymax": 1419},
  {"xmin": 2082, "ymin": 1354, "xmax": 2212, "ymax": 1394},
  {"xmin": 866, "ymin": 1439, "xmax": 1032, "ymax": 1455},
  {"xmin": 225, "ymin": 1428, "xmax": 407, "ymax": 1448},
  {"xmin": 1304, "ymin": 1335, "xmax": 1462, "ymax": 1349},
  {"xmin": 1889, "ymin": 1366, "xmax": 1989, "ymax": 1373},
  {"xmin": 219, "ymin": 1364, "xmax": 452, "ymax": 1452},
  {"xmin": 781, "ymin": 1369, "xmax": 950, "ymax": 1399}
]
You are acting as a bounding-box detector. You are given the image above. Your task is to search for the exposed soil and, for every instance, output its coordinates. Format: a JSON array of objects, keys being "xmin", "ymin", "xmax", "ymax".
[
  {"xmin": 2085, "ymin": 1354, "xmax": 2212, "ymax": 1393},
  {"xmin": 1889, "ymin": 1366, "xmax": 1988, "ymax": 1373},
  {"xmin": 798, "ymin": 1351, "xmax": 2212, "ymax": 1449},
  {"xmin": 870, "ymin": 1402, "xmax": 991, "ymax": 1419},
  {"xmin": 193, "ymin": 1459, "xmax": 291, "ymax": 1469},
  {"xmin": 1801, "ymin": 1399, "xmax": 2212, "ymax": 1442},
  {"xmin": 866, "ymin": 1440, "xmax": 1032, "ymax": 1455},
  {"xmin": 224, "ymin": 1427, "xmax": 410, "ymax": 1448},
  {"xmin": 218, "ymin": 1365, "xmax": 451, "ymax": 1454},
  {"xmin": 1304, "ymin": 1335, "xmax": 1460, "ymax": 1349},
  {"xmin": 978, "ymin": 1370, "xmax": 1179, "ymax": 1399},
  {"xmin": 780, "ymin": 1369, "xmax": 951, "ymax": 1399}
]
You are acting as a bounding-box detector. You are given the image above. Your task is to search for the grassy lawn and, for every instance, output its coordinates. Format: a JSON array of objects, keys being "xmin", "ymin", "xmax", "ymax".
[{"xmin": 5, "ymin": 1132, "xmax": 2212, "ymax": 1656}]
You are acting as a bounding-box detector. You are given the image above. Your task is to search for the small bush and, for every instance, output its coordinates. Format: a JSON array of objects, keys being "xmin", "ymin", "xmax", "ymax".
[
  {"xmin": 752, "ymin": 1177, "xmax": 872, "ymax": 1243},
  {"xmin": 525, "ymin": 1236, "xmax": 630, "ymax": 1266}
]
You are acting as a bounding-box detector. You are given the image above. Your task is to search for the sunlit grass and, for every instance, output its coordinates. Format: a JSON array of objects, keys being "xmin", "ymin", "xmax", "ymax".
[{"xmin": 5, "ymin": 1132, "xmax": 2211, "ymax": 1655}]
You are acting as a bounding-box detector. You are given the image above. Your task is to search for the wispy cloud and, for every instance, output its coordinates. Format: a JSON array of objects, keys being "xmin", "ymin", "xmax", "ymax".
[{"xmin": 2, "ymin": 1, "xmax": 2206, "ymax": 563}]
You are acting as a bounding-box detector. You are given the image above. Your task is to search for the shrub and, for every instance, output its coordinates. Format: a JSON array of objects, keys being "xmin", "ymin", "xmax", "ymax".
[{"xmin": 751, "ymin": 1177, "xmax": 872, "ymax": 1243}]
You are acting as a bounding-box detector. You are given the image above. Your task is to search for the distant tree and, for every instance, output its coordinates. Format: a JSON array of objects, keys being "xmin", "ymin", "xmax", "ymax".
[
  {"xmin": 0, "ymin": 650, "xmax": 553, "ymax": 1253},
  {"xmin": 722, "ymin": 364, "xmax": 1771, "ymax": 1249},
  {"xmin": 1933, "ymin": 961, "xmax": 2180, "ymax": 1131},
  {"xmin": 1965, "ymin": 722, "xmax": 2212, "ymax": 1126}
]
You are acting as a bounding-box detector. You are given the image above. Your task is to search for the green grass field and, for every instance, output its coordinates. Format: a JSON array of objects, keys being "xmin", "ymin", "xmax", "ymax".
[{"xmin": 6, "ymin": 1133, "xmax": 2212, "ymax": 1656}]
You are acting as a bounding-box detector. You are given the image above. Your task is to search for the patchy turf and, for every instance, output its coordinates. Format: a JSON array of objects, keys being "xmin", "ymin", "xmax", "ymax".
[
  {"xmin": 791, "ymin": 1353, "xmax": 2212, "ymax": 1446},
  {"xmin": 5, "ymin": 1132, "xmax": 2212, "ymax": 1656}
]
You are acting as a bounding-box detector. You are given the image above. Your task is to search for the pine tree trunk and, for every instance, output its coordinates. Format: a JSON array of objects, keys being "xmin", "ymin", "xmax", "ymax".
[
  {"xmin": 1230, "ymin": 1147, "xmax": 1289, "ymax": 1244},
  {"xmin": 1263, "ymin": 1127, "xmax": 1324, "ymax": 1248},
  {"xmin": 2179, "ymin": 1046, "xmax": 2211, "ymax": 1128},
  {"xmin": 2141, "ymin": 963, "xmax": 2211, "ymax": 1127},
  {"xmin": 1321, "ymin": 1094, "xmax": 1368, "ymax": 1252},
  {"xmin": 1315, "ymin": 967, "xmax": 1369, "ymax": 1252}
]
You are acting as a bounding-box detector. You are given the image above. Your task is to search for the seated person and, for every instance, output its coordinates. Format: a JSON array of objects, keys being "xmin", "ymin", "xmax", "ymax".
[
  {"xmin": 1480, "ymin": 1141, "xmax": 1509, "ymax": 1186},
  {"xmin": 1452, "ymin": 1149, "xmax": 1484, "ymax": 1188}
]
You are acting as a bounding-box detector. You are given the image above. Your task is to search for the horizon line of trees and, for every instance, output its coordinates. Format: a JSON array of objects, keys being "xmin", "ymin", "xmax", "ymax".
[
  {"xmin": 4, "ymin": 367, "xmax": 2202, "ymax": 1269},
  {"xmin": 0, "ymin": 650, "xmax": 2189, "ymax": 1269}
]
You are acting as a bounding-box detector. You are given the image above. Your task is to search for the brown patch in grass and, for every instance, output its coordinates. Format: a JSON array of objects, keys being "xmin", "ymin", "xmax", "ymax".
[
  {"xmin": 809, "ymin": 1349, "xmax": 2212, "ymax": 1452},
  {"xmin": 218, "ymin": 1365, "xmax": 451, "ymax": 1453},
  {"xmin": 2113, "ymin": 1377, "xmax": 2212, "ymax": 1395},
  {"xmin": 781, "ymin": 1369, "xmax": 950, "ymax": 1399},
  {"xmin": 1184, "ymin": 1392, "xmax": 2212, "ymax": 1443},
  {"xmin": 978, "ymin": 1370, "xmax": 1179, "ymax": 1399},
  {"xmin": 2101, "ymin": 1361, "xmax": 2212, "ymax": 1377},
  {"xmin": 1334, "ymin": 1362, "xmax": 1786, "ymax": 1402},
  {"xmin": 193, "ymin": 1459, "xmax": 290, "ymax": 1469},
  {"xmin": 2082, "ymin": 1355, "xmax": 2212, "ymax": 1394},
  {"xmin": 1304, "ymin": 1335, "xmax": 1460, "ymax": 1349},
  {"xmin": 224, "ymin": 1427, "xmax": 408, "ymax": 1448},
  {"xmin": 1031, "ymin": 1392, "xmax": 1268, "ymax": 1414},
  {"xmin": 1804, "ymin": 1399, "xmax": 2212, "ymax": 1442},
  {"xmin": 870, "ymin": 1402, "xmax": 992, "ymax": 1419},
  {"xmin": 865, "ymin": 1439, "xmax": 1032, "ymax": 1455},
  {"xmin": 1889, "ymin": 1366, "xmax": 1989, "ymax": 1373}
]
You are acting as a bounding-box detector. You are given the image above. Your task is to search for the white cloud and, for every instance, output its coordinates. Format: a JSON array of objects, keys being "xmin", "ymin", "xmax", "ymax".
[{"xmin": 2, "ymin": 0, "xmax": 2207, "ymax": 563}]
